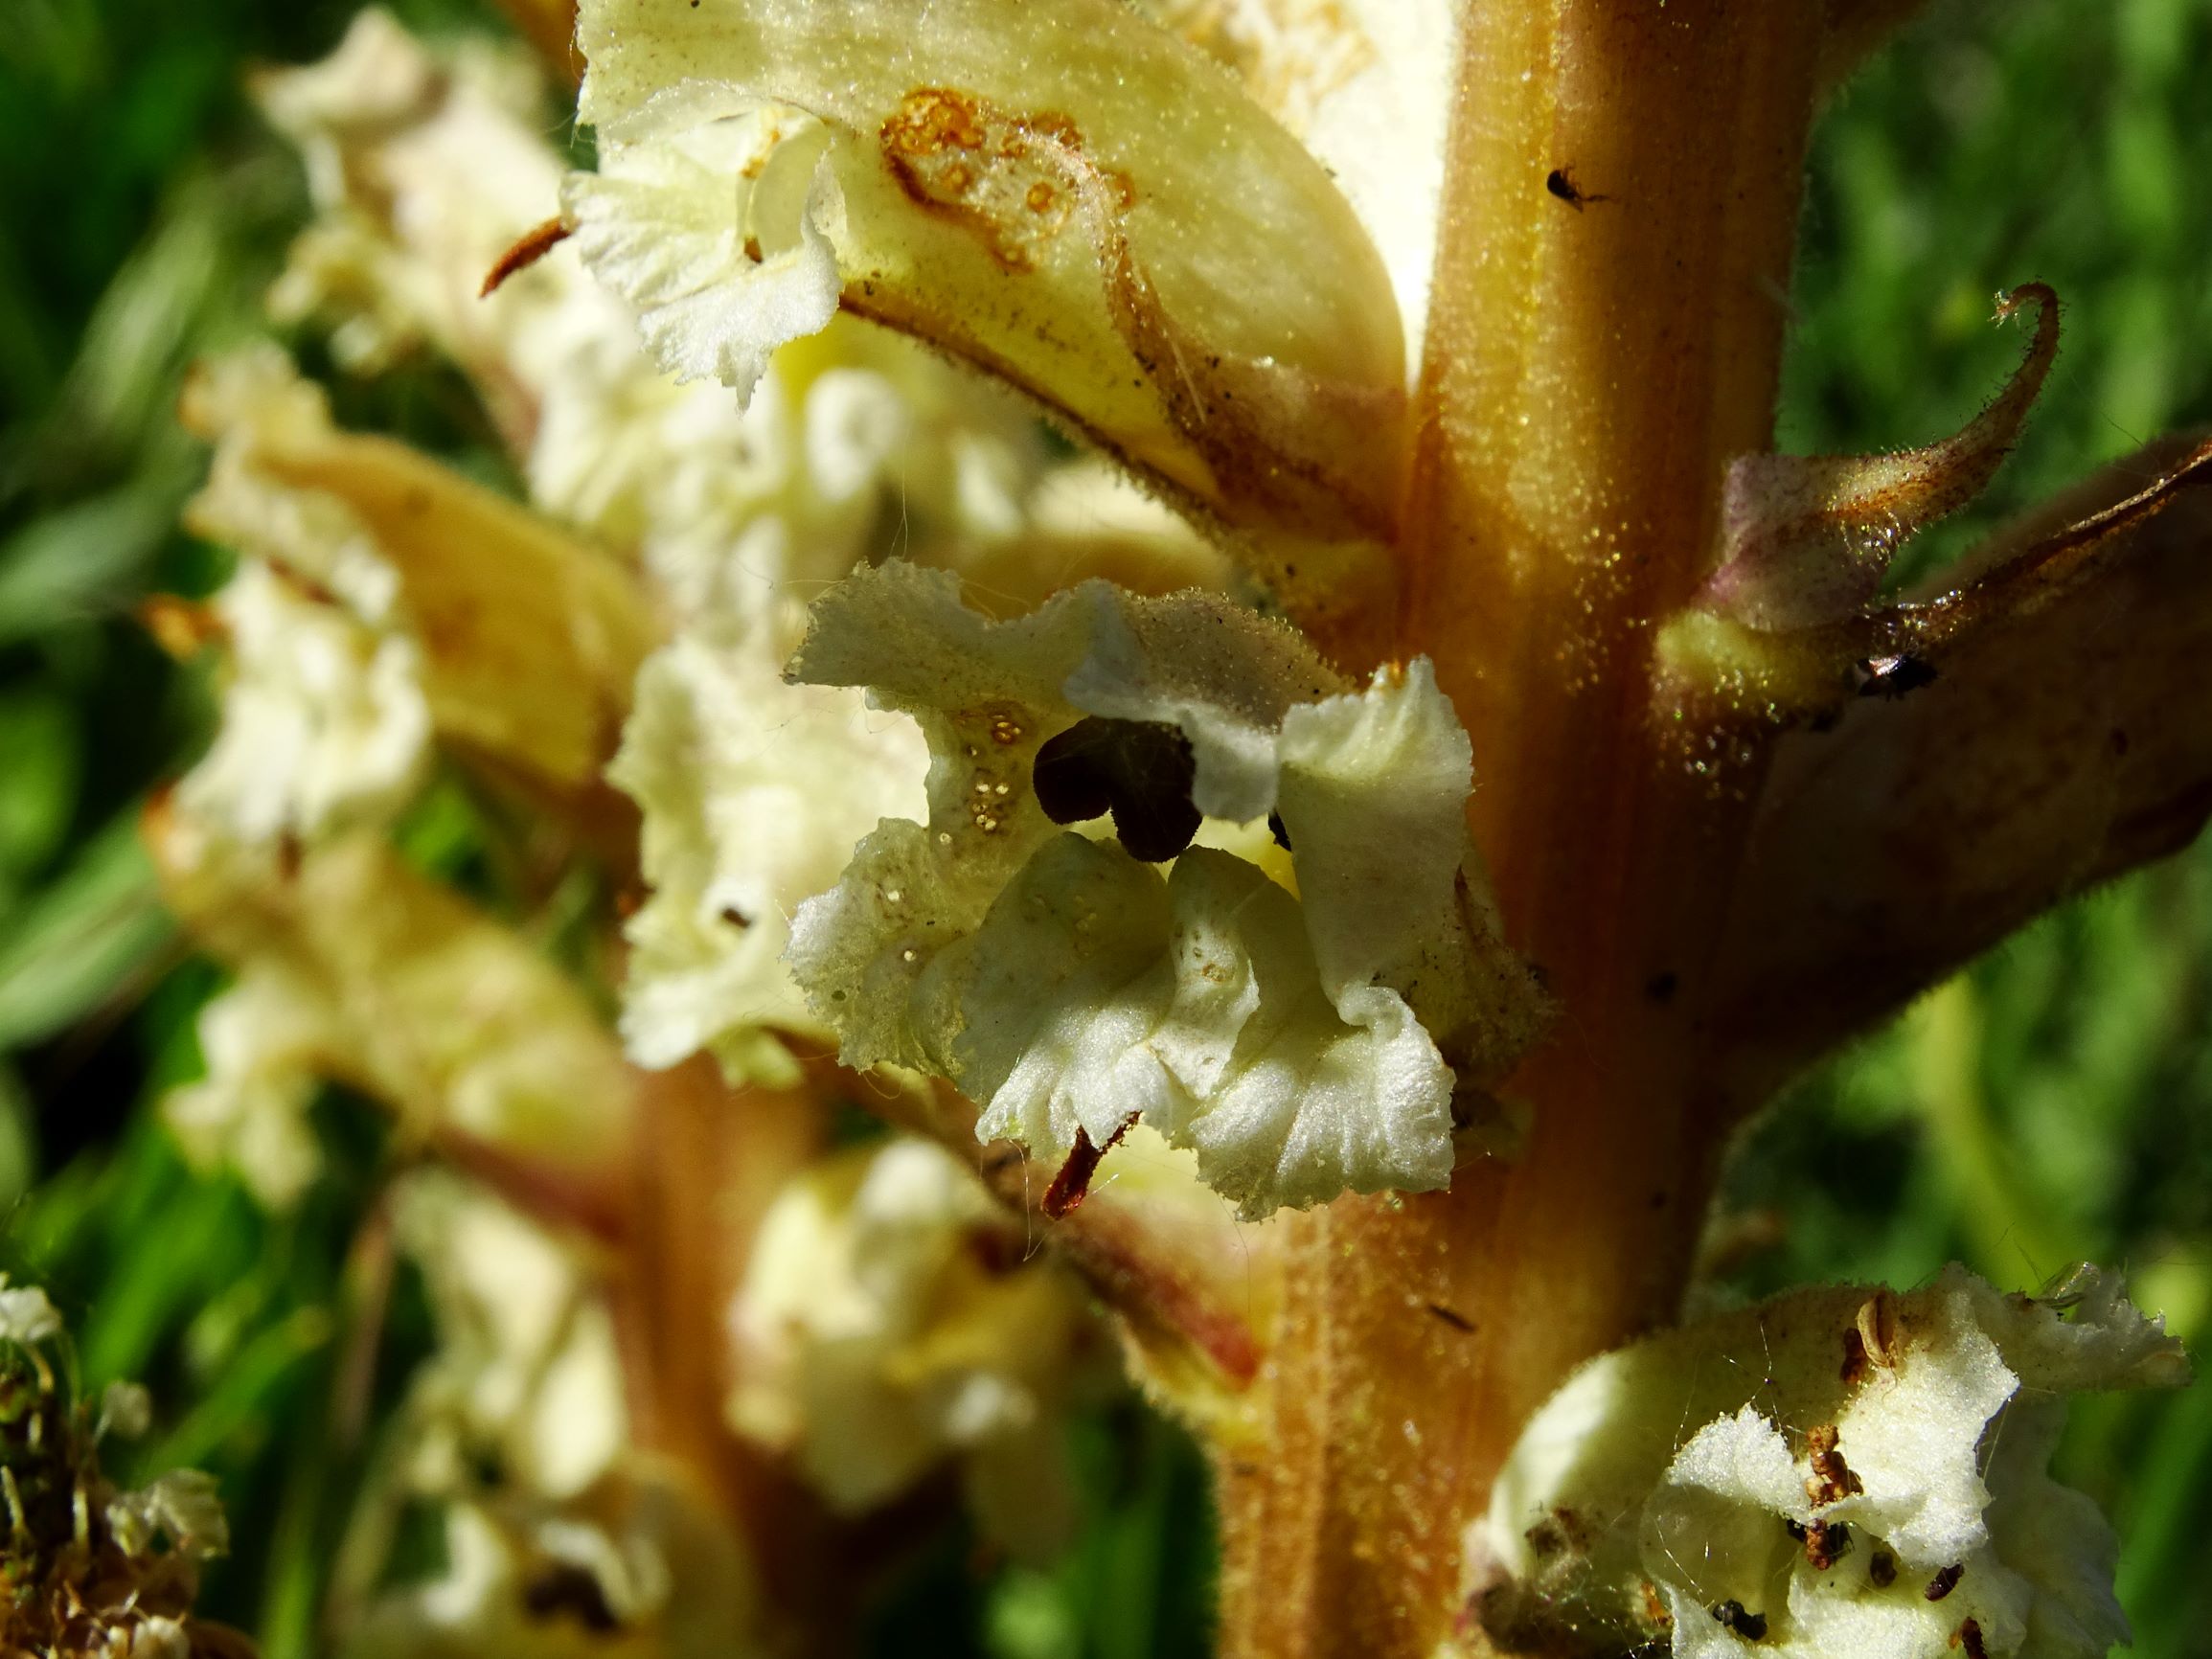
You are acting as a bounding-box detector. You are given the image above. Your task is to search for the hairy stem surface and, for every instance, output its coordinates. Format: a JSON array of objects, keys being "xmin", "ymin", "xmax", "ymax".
[{"xmin": 1216, "ymin": 8, "xmax": 1824, "ymax": 1654}]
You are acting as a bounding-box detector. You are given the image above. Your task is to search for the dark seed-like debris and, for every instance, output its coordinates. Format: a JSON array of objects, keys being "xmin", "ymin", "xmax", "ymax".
[
  {"xmin": 1033, "ymin": 716, "xmax": 1201, "ymax": 862},
  {"xmin": 1710, "ymin": 1600, "xmax": 1767, "ymax": 1642}
]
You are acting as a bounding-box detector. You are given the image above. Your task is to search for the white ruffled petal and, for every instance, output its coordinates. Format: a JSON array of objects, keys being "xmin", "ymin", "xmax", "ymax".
[
  {"xmin": 562, "ymin": 87, "xmax": 843, "ymax": 407},
  {"xmin": 177, "ymin": 560, "xmax": 431, "ymax": 850},
  {"xmin": 726, "ymin": 1138, "xmax": 1081, "ymax": 1555},
  {"xmin": 784, "ymin": 563, "xmax": 1542, "ymax": 1217},
  {"xmin": 608, "ymin": 628, "xmax": 927, "ymax": 1082},
  {"xmin": 162, "ymin": 963, "xmax": 336, "ymax": 1208}
]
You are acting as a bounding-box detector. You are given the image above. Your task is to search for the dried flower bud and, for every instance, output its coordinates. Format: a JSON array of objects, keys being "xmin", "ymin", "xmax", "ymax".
[{"xmin": 0, "ymin": 1282, "xmax": 242, "ymax": 1656}]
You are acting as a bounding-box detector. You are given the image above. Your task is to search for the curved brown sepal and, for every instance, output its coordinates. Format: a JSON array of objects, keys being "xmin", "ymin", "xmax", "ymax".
[{"xmin": 1705, "ymin": 434, "xmax": 2212, "ymax": 1099}]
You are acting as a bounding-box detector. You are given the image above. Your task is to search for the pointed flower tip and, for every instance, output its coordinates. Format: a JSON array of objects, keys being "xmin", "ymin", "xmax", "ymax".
[{"xmin": 1699, "ymin": 283, "xmax": 2060, "ymax": 633}]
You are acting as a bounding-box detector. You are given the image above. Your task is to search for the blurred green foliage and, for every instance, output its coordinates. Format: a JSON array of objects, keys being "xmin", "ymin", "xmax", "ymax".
[
  {"xmin": 1733, "ymin": 7, "xmax": 2212, "ymax": 1656},
  {"xmin": 0, "ymin": 0, "xmax": 2207, "ymax": 1653}
]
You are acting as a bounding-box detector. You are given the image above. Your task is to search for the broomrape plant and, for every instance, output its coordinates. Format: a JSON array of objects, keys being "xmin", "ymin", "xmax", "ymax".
[{"xmin": 60, "ymin": 0, "xmax": 2211, "ymax": 1654}]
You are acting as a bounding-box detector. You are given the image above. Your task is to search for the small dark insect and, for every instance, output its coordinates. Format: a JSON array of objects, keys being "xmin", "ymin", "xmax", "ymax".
[
  {"xmin": 1427, "ymin": 1302, "xmax": 1476, "ymax": 1333},
  {"xmin": 1032, "ymin": 716, "xmax": 1201, "ymax": 862},
  {"xmin": 1041, "ymin": 1115, "xmax": 1135, "ymax": 1218},
  {"xmin": 1925, "ymin": 1563, "xmax": 1965, "ymax": 1602},
  {"xmin": 1868, "ymin": 1548, "xmax": 1899, "ymax": 1589},
  {"xmin": 1709, "ymin": 1601, "xmax": 1767, "ymax": 1642},
  {"xmin": 1268, "ymin": 809, "xmax": 1294, "ymax": 852},
  {"xmin": 1953, "ymin": 1618, "xmax": 1988, "ymax": 1659},
  {"xmin": 481, "ymin": 215, "xmax": 576, "ymax": 298},
  {"xmin": 1852, "ymin": 652, "xmax": 1939, "ymax": 699},
  {"xmin": 1545, "ymin": 167, "xmax": 1611, "ymax": 210},
  {"xmin": 523, "ymin": 1563, "xmax": 621, "ymax": 1633}
]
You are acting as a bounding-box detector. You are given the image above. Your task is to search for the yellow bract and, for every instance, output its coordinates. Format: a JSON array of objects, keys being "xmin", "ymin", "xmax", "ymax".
[
  {"xmin": 150, "ymin": 821, "xmax": 633, "ymax": 1193},
  {"xmin": 183, "ymin": 351, "xmax": 655, "ymax": 794}
]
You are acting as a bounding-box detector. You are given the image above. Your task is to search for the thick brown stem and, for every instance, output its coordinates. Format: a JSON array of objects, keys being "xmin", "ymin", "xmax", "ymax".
[
  {"xmin": 609, "ymin": 1062, "xmax": 855, "ymax": 1650},
  {"xmin": 1215, "ymin": 8, "xmax": 1823, "ymax": 1655}
]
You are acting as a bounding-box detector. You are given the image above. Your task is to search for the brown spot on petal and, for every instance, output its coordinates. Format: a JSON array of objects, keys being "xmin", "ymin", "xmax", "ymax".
[
  {"xmin": 879, "ymin": 86, "xmax": 1127, "ymax": 274},
  {"xmin": 1803, "ymin": 1518, "xmax": 1852, "ymax": 1571},
  {"xmin": 1840, "ymin": 1326, "xmax": 1871, "ymax": 1386}
]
